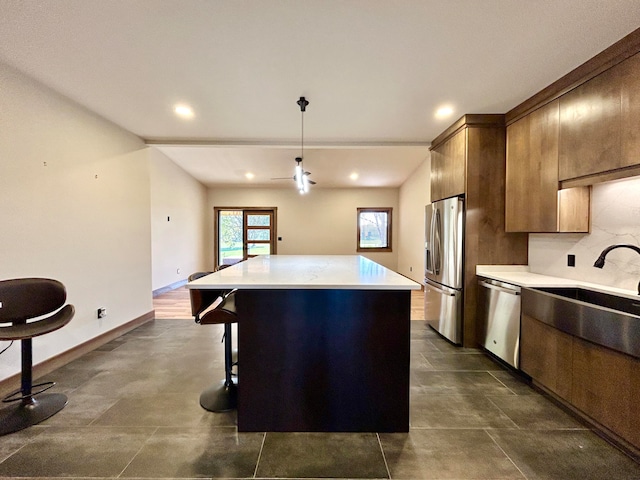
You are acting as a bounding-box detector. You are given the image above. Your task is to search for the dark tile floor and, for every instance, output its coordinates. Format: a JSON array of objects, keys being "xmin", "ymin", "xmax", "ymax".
[{"xmin": 1, "ymin": 319, "xmax": 639, "ymax": 479}]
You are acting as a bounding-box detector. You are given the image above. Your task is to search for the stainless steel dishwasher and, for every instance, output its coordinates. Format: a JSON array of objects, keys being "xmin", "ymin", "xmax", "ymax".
[{"xmin": 478, "ymin": 278, "xmax": 521, "ymax": 368}]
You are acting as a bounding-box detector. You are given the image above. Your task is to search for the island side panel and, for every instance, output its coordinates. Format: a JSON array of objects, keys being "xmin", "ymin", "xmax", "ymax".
[{"xmin": 236, "ymin": 288, "xmax": 410, "ymax": 432}]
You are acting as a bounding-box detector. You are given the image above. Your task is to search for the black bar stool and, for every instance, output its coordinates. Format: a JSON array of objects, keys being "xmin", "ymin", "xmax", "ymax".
[
  {"xmin": 0, "ymin": 278, "xmax": 75, "ymax": 435},
  {"xmin": 188, "ymin": 271, "xmax": 238, "ymax": 412}
]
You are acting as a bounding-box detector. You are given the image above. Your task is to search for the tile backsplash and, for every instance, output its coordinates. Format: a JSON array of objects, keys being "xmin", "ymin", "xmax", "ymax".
[{"xmin": 529, "ymin": 176, "xmax": 640, "ymax": 292}]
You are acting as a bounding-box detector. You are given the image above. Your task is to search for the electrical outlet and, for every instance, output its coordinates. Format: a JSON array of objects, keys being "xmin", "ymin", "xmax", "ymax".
[
  {"xmin": 410, "ymin": 266, "xmax": 413, "ymax": 272},
  {"xmin": 567, "ymin": 254, "xmax": 576, "ymax": 267},
  {"xmin": 97, "ymin": 307, "xmax": 106, "ymax": 319},
  {"xmin": 177, "ymin": 268, "xmax": 180, "ymax": 274}
]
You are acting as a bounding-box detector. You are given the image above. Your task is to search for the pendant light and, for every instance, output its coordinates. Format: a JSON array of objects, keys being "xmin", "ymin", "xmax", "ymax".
[{"xmin": 296, "ymin": 96, "xmax": 310, "ymax": 194}]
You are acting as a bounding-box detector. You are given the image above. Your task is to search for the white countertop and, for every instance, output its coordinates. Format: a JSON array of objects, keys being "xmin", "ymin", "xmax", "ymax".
[
  {"xmin": 188, "ymin": 255, "xmax": 422, "ymax": 290},
  {"xmin": 476, "ymin": 265, "xmax": 639, "ymax": 300}
]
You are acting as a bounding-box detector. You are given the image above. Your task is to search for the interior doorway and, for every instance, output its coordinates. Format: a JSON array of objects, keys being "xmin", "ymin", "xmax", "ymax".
[{"xmin": 214, "ymin": 207, "xmax": 277, "ymax": 268}]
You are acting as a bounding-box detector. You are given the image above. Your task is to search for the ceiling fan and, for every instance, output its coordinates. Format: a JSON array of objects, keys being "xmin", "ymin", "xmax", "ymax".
[
  {"xmin": 270, "ymin": 96, "xmax": 316, "ymax": 194},
  {"xmin": 271, "ymin": 157, "xmax": 317, "ymax": 192}
]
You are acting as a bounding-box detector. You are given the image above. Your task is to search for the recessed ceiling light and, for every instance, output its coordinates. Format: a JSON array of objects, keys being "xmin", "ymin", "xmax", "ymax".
[
  {"xmin": 435, "ymin": 105, "xmax": 454, "ymax": 119},
  {"xmin": 350, "ymin": 172, "xmax": 359, "ymax": 180},
  {"xmin": 174, "ymin": 104, "xmax": 194, "ymax": 118},
  {"xmin": 245, "ymin": 172, "xmax": 255, "ymax": 180}
]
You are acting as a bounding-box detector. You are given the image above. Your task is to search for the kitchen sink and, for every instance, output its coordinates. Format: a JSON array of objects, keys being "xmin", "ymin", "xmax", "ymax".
[
  {"xmin": 533, "ymin": 287, "xmax": 640, "ymax": 316},
  {"xmin": 521, "ymin": 287, "xmax": 640, "ymax": 359}
]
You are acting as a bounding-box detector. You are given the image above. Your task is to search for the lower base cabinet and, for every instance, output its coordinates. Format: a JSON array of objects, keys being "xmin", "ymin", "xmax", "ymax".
[
  {"xmin": 520, "ymin": 315, "xmax": 572, "ymax": 401},
  {"xmin": 572, "ymin": 338, "xmax": 640, "ymax": 450},
  {"xmin": 521, "ymin": 314, "xmax": 640, "ymax": 452}
]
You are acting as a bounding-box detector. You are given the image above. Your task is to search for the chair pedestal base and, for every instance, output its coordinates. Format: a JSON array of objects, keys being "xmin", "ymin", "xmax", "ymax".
[
  {"xmin": 0, "ymin": 393, "xmax": 67, "ymax": 436},
  {"xmin": 199, "ymin": 381, "xmax": 237, "ymax": 413}
]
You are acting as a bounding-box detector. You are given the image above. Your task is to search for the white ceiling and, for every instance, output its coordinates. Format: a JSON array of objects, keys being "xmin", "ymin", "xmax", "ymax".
[{"xmin": 1, "ymin": 1, "xmax": 639, "ymax": 188}]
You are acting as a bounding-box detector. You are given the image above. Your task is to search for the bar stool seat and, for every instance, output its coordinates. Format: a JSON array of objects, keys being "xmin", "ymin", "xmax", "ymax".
[
  {"xmin": 0, "ymin": 278, "xmax": 75, "ymax": 435},
  {"xmin": 188, "ymin": 271, "xmax": 238, "ymax": 413}
]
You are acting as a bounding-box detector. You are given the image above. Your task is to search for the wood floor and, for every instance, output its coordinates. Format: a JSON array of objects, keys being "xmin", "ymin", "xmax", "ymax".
[{"xmin": 153, "ymin": 286, "xmax": 425, "ymax": 321}]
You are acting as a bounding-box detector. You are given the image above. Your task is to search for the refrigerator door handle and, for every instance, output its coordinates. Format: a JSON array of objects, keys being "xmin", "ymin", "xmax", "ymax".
[
  {"xmin": 433, "ymin": 208, "xmax": 442, "ymax": 275},
  {"xmin": 425, "ymin": 280, "xmax": 456, "ymax": 297},
  {"xmin": 425, "ymin": 205, "xmax": 435, "ymax": 275}
]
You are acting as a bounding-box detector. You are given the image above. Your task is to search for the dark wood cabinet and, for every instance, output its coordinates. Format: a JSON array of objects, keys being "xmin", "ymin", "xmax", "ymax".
[
  {"xmin": 505, "ymin": 100, "xmax": 590, "ymax": 233},
  {"xmin": 430, "ymin": 129, "xmax": 465, "ymax": 202},
  {"xmin": 572, "ymin": 337, "xmax": 640, "ymax": 451},
  {"xmin": 621, "ymin": 53, "xmax": 640, "ymax": 167},
  {"xmin": 520, "ymin": 314, "xmax": 573, "ymax": 401},
  {"xmin": 507, "ymin": 31, "xmax": 640, "ymax": 188},
  {"xmin": 430, "ymin": 115, "xmax": 528, "ymax": 348},
  {"xmin": 559, "ymin": 52, "xmax": 640, "ymax": 183},
  {"xmin": 558, "ymin": 65, "xmax": 622, "ymax": 181},
  {"xmin": 521, "ymin": 310, "xmax": 640, "ymax": 453}
]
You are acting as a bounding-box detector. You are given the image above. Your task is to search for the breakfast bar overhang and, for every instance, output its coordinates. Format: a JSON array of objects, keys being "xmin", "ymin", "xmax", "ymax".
[{"xmin": 187, "ymin": 255, "xmax": 421, "ymax": 432}]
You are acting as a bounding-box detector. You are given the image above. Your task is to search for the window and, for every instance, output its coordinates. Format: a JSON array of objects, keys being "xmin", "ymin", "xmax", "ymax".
[{"xmin": 357, "ymin": 208, "xmax": 392, "ymax": 252}]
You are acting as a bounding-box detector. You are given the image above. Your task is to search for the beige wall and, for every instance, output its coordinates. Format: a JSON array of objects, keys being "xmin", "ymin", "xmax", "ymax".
[
  {"xmin": 207, "ymin": 187, "xmax": 400, "ymax": 270},
  {"xmin": 0, "ymin": 62, "xmax": 153, "ymax": 381},
  {"xmin": 397, "ymin": 156, "xmax": 430, "ymax": 283},
  {"xmin": 0, "ymin": 60, "xmax": 430, "ymax": 382},
  {"xmin": 149, "ymin": 148, "xmax": 208, "ymax": 291}
]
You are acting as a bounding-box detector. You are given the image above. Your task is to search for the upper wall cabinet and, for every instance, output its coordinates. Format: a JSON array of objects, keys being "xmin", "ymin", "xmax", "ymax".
[
  {"xmin": 621, "ymin": 53, "xmax": 640, "ymax": 166},
  {"xmin": 430, "ymin": 115, "xmax": 528, "ymax": 348},
  {"xmin": 430, "ymin": 129, "xmax": 465, "ymax": 202},
  {"xmin": 505, "ymin": 100, "xmax": 590, "ymax": 233},
  {"xmin": 559, "ymin": 52, "xmax": 640, "ymax": 182}
]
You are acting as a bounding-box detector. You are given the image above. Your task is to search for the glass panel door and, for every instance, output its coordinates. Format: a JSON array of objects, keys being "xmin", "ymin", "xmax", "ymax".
[
  {"xmin": 244, "ymin": 211, "xmax": 274, "ymax": 259},
  {"xmin": 215, "ymin": 208, "xmax": 277, "ymax": 267},
  {"xmin": 218, "ymin": 210, "xmax": 244, "ymax": 266}
]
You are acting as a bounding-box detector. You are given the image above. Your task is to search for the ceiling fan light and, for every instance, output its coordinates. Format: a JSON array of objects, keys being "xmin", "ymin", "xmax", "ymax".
[
  {"xmin": 302, "ymin": 174, "xmax": 310, "ymax": 193},
  {"xmin": 295, "ymin": 163, "xmax": 304, "ymax": 190}
]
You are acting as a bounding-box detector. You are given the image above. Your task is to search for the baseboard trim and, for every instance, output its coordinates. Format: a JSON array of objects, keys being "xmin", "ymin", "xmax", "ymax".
[
  {"xmin": 0, "ymin": 310, "xmax": 155, "ymax": 397},
  {"xmin": 153, "ymin": 279, "xmax": 187, "ymax": 297},
  {"xmin": 532, "ymin": 380, "xmax": 640, "ymax": 463}
]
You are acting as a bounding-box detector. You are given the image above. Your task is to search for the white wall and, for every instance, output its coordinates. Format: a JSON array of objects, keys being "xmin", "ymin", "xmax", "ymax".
[
  {"xmin": 207, "ymin": 187, "xmax": 400, "ymax": 270},
  {"xmin": 149, "ymin": 148, "xmax": 208, "ymax": 291},
  {"xmin": 397, "ymin": 156, "xmax": 430, "ymax": 283},
  {"xmin": 0, "ymin": 62, "xmax": 153, "ymax": 381},
  {"xmin": 529, "ymin": 176, "xmax": 640, "ymax": 293}
]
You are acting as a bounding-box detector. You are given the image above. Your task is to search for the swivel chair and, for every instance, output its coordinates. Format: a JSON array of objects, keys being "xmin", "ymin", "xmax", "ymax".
[
  {"xmin": 188, "ymin": 270, "xmax": 238, "ymax": 412},
  {"xmin": 0, "ymin": 278, "xmax": 75, "ymax": 435}
]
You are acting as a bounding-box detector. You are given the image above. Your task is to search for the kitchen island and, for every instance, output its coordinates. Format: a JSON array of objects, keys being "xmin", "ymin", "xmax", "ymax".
[{"xmin": 187, "ymin": 255, "xmax": 421, "ymax": 432}]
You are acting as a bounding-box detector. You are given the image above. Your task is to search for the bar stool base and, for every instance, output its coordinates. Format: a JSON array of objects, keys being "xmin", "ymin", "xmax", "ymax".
[
  {"xmin": 0, "ymin": 393, "xmax": 67, "ymax": 436},
  {"xmin": 199, "ymin": 381, "xmax": 237, "ymax": 413}
]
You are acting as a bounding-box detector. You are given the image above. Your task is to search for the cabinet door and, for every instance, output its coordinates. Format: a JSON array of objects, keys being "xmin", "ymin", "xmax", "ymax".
[
  {"xmin": 430, "ymin": 129, "xmax": 466, "ymax": 202},
  {"xmin": 506, "ymin": 101, "xmax": 560, "ymax": 232},
  {"xmin": 559, "ymin": 65, "xmax": 622, "ymax": 181},
  {"xmin": 621, "ymin": 53, "xmax": 640, "ymax": 168},
  {"xmin": 557, "ymin": 187, "xmax": 590, "ymax": 232},
  {"xmin": 572, "ymin": 337, "xmax": 640, "ymax": 449},
  {"xmin": 443, "ymin": 129, "xmax": 466, "ymax": 199},
  {"xmin": 520, "ymin": 314, "xmax": 573, "ymax": 401},
  {"xmin": 430, "ymin": 145, "xmax": 445, "ymax": 202}
]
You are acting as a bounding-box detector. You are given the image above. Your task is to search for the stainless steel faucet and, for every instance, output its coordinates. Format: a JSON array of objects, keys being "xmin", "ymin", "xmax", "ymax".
[{"xmin": 593, "ymin": 244, "xmax": 640, "ymax": 294}]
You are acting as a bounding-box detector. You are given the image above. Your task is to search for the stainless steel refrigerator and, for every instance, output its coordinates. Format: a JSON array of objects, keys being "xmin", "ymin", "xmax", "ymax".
[{"xmin": 424, "ymin": 196, "xmax": 464, "ymax": 344}]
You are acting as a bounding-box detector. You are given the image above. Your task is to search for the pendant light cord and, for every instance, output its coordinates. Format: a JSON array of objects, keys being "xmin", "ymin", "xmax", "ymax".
[{"xmin": 297, "ymin": 96, "xmax": 308, "ymax": 161}]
